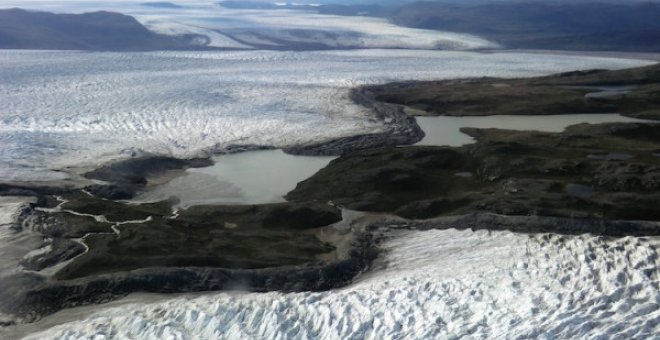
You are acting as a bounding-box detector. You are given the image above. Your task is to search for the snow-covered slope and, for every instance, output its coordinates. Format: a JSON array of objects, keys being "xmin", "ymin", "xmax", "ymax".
[
  {"xmin": 0, "ymin": 49, "xmax": 652, "ymax": 181},
  {"xmin": 143, "ymin": 8, "xmax": 498, "ymax": 50},
  {"xmin": 0, "ymin": 1, "xmax": 497, "ymax": 50},
  {"xmin": 23, "ymin": 228, "xmax": 659, "ymax": 339}
]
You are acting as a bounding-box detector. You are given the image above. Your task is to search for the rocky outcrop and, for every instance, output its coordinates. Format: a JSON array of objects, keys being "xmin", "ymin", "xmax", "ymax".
[
  {"xmin": 0, "ymin": 192, "xmax": 361, "ymax": 323},
  {"xmin": 0, "ymin": 9, "xmax": 205, "ymax": 51},
  {"xmin": 287, "ymin": 122, "xmax": 660, "ymax": 225},
  {"xmin": 371, "ymin": 212, "xmax": 660, "ymax": 237},
  {"xmin": 1, "ymin": 231, "xmax": 377, "ymax": 324},
  {"xmin": 284, "ymin": 88, "xmax": 424, "ymax": 156}
]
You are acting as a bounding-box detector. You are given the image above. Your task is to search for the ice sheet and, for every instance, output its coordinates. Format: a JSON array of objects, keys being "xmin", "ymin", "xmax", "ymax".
[
  {"xmin": 0, "ymin": 49, "xmax": 652, "ymax": 181},
  {"xmin": 0, "ymin": 1, "xmax": 498, "ymax": 50},
  {"xmin": 23, "ymin": 229, "xmax": 660, "ymax": 339}
]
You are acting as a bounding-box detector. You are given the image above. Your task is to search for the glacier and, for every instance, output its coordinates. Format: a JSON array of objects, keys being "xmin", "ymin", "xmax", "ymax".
[
  {"xmin": 0, "ymin": 0, "xmax": 498, "ymax": 50},
  {"xmin": 20, "ymin": 228, "xmax": 659, "ymax": 339},
  {"xmin": 0, "ymin": 8, "xmax": 658, "ymax": 337},
  {"xmin": 0, "ymin": 49, "xmax": 653, "ymax": 182}
]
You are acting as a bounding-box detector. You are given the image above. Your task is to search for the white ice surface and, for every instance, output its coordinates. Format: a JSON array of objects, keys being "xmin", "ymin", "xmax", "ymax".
[
  {"xmin": 138, "ymin": 20, "xmax": 252, "ymax": 49},
  {"xmin": 23, "ymin": 229, "xmax": 660, "ymax": 339},
  {"xmin": 0, "ymin": 4, "xmax": 657, "ymax": 339},
  {"xmin": 0, "ymin": 1, "xmax": 498, "ymax": 50},
  {"xmin": 0, "ymin": 49, "xmax": 653, "ymax": 181}
]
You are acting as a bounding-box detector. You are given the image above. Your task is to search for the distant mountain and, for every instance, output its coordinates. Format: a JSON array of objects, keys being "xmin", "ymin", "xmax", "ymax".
[
  {"xmin": 219, "ymin": 1, "xmax": 388, "ymax": 16},
  {"xmin": 386, "ymin": 2, "xmax": 660, "ymax": 52},
  {"xmin": 223, "ymin": 0, "xmax": 660, "ymax": 4},
  {"xmin": 219, "ymin": 1, "xmax": 283, "ymax": 9},
  {"xmin": 218, "ymin": 0, "xmax": 401, "ymax": 5},
  {"xmin": 259, "ymin": 1, "xmax": 660, "ymax": 52},
  {"xmin": 140, "ymin": 2, "xmax": 183, "ymax": 9},
  {"xmin": 0, "ymin": 8, "xmax": 202, "ymax": 51}
]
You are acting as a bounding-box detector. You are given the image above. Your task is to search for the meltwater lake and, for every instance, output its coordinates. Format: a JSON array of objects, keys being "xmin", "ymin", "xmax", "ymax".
[
  {"xmin": 0, "ymin": 49, "xmax": 653, "ymax": 182},
  {"xmin": 132, "ymin": 112, "xmax": 651, "ymax": 208},
  {"xmin": 1, "ymin": 48, "xmax": 658, "ymax": 339}
]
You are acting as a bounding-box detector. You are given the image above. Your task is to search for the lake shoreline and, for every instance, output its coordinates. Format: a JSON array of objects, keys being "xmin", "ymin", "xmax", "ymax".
[{"xmin": 2, "ymin": 61, "xmax": 660, "ymax": 327}]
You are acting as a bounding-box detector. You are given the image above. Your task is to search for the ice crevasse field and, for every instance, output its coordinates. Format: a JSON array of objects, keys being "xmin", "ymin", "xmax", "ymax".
[
  {"xmin": 0, "ymin": 48, "xmax": 656, "ymax": 340},
  {"xmin": 20, "ymin": 229, "xmax": 660, "ymax": 339},
  {"xmin": 0, "ymin": 3, "xmax": 659, "ymax": 337},
  {"xmin": 0, "ymin": 49, "xmax": 652, "ymax": 181}
]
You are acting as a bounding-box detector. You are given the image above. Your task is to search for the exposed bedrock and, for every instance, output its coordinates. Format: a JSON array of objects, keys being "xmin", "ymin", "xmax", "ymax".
[
  {"xmin": 1, "ymin": 233, "xmax": 378, "ymax": 324},
  {"xmin": 0, "ymin": 184, "xmax": 69, "ymax": 199},
  {"xmin": 82, "ymin": 145, "xmax": 276, "ymax": 200},
  {"xmin": 53, "ymin": 202, "xmax": 344, "ymax": 280},
  {"xmin": 0, "ymin": 156, "xmax": 215, "ymax": 201},
  {"xmin": 363, "ymin": 63, "xmax": 660, "ymax": 121},
  {"xmin": 18, "ymin": 194, "xmax": 345, "ymax": 277},
  {"xmin": 3, "ymin": 63, "xmax": 660, "ymax": 326},
  {"xmin": 287, "ymin": 122, "xmax": 660, "ymax": 233},
  {"xmin": 84, "ymin": 156, "xmax": 214, "ymax": 200},
  {"xmin": 284, "ymin": 88, "xmax": 425, "ymax": 156},
  {"xmin": 371, "ymin": 212, "xmax": 660, "ymax": 238},
  {"xmin": 1, "ymin": 193, "xmax": 376, "ymax": 322}
]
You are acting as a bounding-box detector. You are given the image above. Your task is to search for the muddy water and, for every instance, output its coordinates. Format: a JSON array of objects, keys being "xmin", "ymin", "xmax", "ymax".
[
  {"xmin": 415, "ymin": 113, "xmax": 650, "ymax": 146},
  {"xmin": 133, "ymin": 150, "xmax": 335, "ymax": 208}
]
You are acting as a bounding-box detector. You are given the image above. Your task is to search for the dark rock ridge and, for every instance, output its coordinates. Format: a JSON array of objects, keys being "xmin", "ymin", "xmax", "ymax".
[
  {"xmin": 53, "ymin": 202, "xmax": 343, "ymax": 280},
  {"xmin": 83, "ymin": 146, "xmax": 274, "ymax": 199},
  {"xmin": 287, "ymin": 123, "xmax": 660, "ymax": 227},
  {"xmin": 3, "ymin": 62, "xmax": 660, "ymax": 325},
  {"xmin": 84, "ymin": 156, "xmax": 213, "ymax": 199},
  {"xmin": 17, "ymin": 192, "xmax": 344, "ymax": 279},
  {"xmin": 287, "ymin": 65, "xmax": 660, "ymax": 228},
  {"xmin": 0, "ymin": 139, "xmax": 367, "ymax": 323},
  {"xmin": 372, "ymin": 213, "xmax": 660, "ymax": 238},
  {"xmin": 2, "ymin": 234, "xmax": 378, "ymax": 323},
  {"xmin": 284, "ymin": 87, "xmax": 425, "ymax": 156},
  {"xmin": 2, "ymin": 188, "xmax": 366, "ymax": 322},
  {"xmin": 365, "ymin": 63, "xmax": 660, "ymax": 121},
  {"xmin": 0, "ymin": 183, "xmax": 69, "ymax": 198},
  {"xmin": 0, "ymin": 8, "xmax": 204, "ymax": 51}
]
